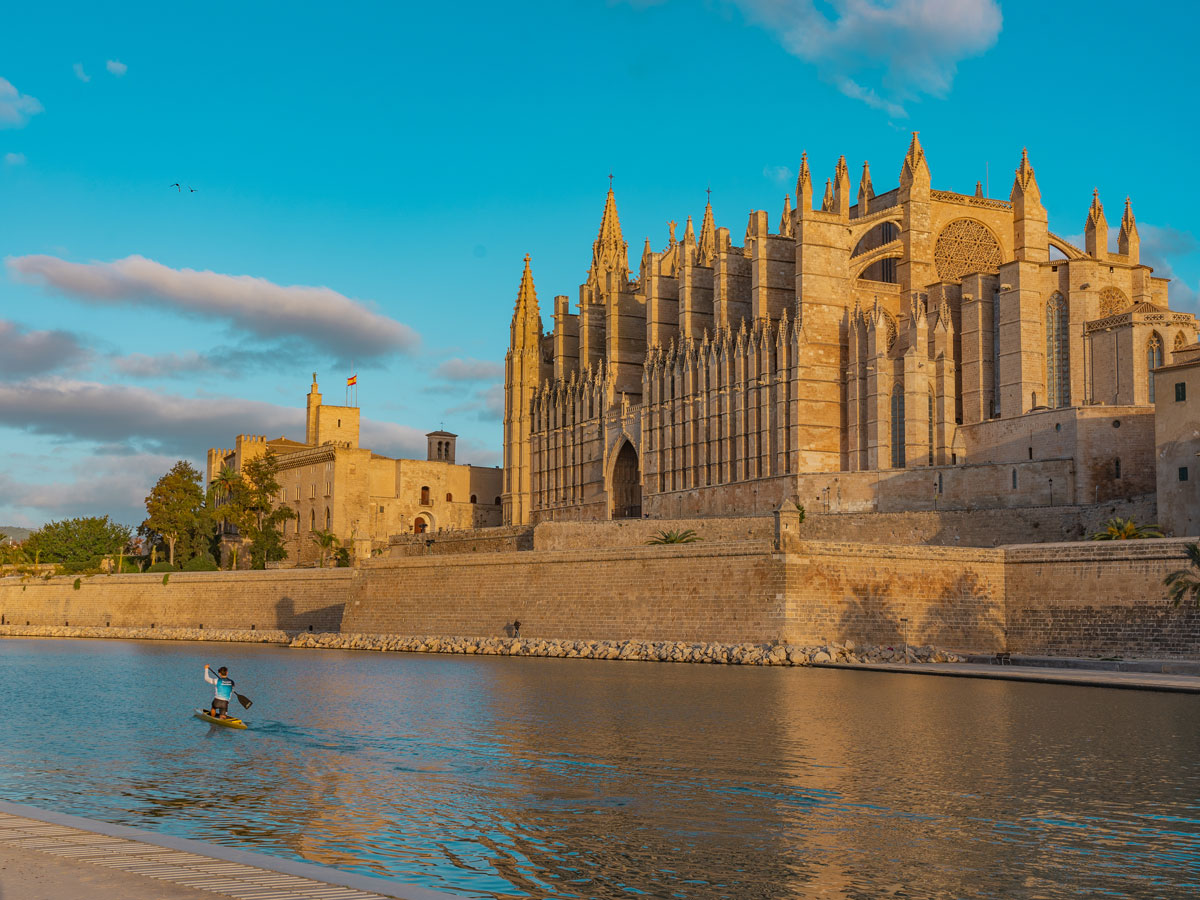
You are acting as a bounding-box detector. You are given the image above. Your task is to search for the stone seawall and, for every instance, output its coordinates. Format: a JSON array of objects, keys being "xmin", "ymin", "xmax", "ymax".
[{"xmin": 2, "ymin": 538, "xmax": 1196, "ymax": 659}]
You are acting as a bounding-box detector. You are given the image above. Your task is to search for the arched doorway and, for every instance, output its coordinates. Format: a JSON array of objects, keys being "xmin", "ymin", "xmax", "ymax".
[
  {"xmin": 414, "ymin": 515, "xmax": 429, "ymax": 535},
  {"xmin": 610, "ymin": 441, "xmax": 642, "ymax": 519}
]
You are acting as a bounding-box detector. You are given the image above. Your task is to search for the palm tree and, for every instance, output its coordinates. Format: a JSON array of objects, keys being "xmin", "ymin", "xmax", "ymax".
[
  {"xmin": 1164, "ymin": 542, "xmax": 1200, "ymax": 607},
  {"xmin": 310, "ymin": 529, "xmax": 339, "ymax": 567},
  {"xmin": 1090, "ymin": 517, "xmax": 1164, "ymax": 540},
  {"xmin": 646, "ymin": 529, "xmax": 700, "ymax": 545}
]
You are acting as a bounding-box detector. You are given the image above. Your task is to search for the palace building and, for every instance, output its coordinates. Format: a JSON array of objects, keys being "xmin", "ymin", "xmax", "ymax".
[
  {"xmin": 208, "ymin": 376, "xmax": 502, "ymax": 565},
  {"xmin": 502, "ymin": 135, "xmax": 1199, "ymax": 525}
]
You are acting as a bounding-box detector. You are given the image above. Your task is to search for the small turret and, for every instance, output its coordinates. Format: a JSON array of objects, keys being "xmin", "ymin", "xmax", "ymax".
[
  {"xmin": 1085, "ymin": 188, "xmax": 1108, "ymax": 260},
  {"xmin": 899, "ymin": 132, "xmax": 931, "ymax": 193},
  {"xmin": 779, "ymin": 194, "xmax": 793, "ymax": 237},
  {"xmin": 833, "ymin": 155, "xmax": 850, "ymax": 218},
  {"xmin": 796, "ymin": 151, "xmax": 813, "ymax": 211},
  {"xmin": 1119, "ymin": 196, "xmax": 1139, "ymax": 264},
  {"xmin": 698, "ymin": 196, "xmax": 716, "ymax": 265},
  {"xmin": 858, "ymin": 161, "xmax": 874, "ymax": 216},
  {"xmin": 821, "ymin": 178, "xmax": 835, "ymax": 213},
  {"xmin": 1010, "ymin": 148, "xmax": 1048, "ymax": 263}
]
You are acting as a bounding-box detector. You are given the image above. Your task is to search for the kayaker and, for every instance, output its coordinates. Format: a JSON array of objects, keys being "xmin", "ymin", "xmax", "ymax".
[{"xmin": 203, "ymin": 664, "xmax": 235, "ymax": 719}]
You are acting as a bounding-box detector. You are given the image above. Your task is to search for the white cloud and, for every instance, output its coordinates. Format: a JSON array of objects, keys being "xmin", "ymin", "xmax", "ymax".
[
  {"xmin": 106, "ymin": 59, "xmax": 127, "ymax": 77},
  {"xmin": 73, "ymin": 63, "xmax": 91, "ymax": 83},
  {"xmin": 3, "ymin": 152, "xmax": 24, "ymax": 166},
  {"xmin": 0, "ymin": 319, "xmax": 91, "ymax": 376},
  {"xmin": 111, "ymin": 351, "xmax": 213, "ymax": 378},
  {"xmin": 763, "ymin": 164, "xmax": 793, "ymax": 185},
  {"xmin": 0, "ymin": 453, "xmax": 176, "ymax": 527},
  {"xmin": 0, "ymin": 377, "xmax": 432, "ymax": 460},
  {"xmin": 723, "ymin": 0, "xmax": 1002, "ymax": 116},
  {"xmin": 433, "ymin": 357, "xmax": 504, "ymax": 381},
  {"xmin": 6, "ymin": 254, "xmax": 419, "ymax": 361},
  {"xmin": 0, "ymin": 77, "xmax": 44, "ymax": 129}
]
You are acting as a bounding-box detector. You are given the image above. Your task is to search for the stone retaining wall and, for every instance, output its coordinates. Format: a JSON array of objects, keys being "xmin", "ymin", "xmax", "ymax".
[{"xmin": 2, "ymin": 537, "xmax": 1196, "ymax": 658}]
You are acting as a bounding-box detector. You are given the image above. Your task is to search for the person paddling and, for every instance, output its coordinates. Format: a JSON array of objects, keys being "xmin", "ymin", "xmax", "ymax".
[{"xmin": 204, "ymin": 664, "xmax": 236, "ymax": 719}]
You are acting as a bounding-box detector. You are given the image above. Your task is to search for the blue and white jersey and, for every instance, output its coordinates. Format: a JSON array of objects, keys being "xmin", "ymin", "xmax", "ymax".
[{"xmin": 204, "ymin": 668, "xmax": 235, "ymax": 700}]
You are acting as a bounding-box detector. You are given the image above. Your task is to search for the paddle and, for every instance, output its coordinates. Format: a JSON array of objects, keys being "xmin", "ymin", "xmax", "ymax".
[{"xmin": 207, "ymin": 663, "xmax": 253, "ymax": 710}]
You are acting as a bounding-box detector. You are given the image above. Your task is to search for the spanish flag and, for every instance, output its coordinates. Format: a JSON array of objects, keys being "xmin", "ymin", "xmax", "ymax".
[{"xmin": 347, "ymin": 374, "xmax": 357, "ymax": 386}]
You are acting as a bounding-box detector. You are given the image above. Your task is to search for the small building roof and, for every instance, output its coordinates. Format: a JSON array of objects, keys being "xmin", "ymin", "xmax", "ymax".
[{"xmin": 426, "ymin": 430, "xmax": 457, "ymax": 437}]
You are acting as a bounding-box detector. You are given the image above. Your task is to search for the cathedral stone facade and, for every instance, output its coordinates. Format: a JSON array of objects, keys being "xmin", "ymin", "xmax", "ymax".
[{"xmin": 502, "ymin": 136, "xmax": 1198, "ymax": 525}]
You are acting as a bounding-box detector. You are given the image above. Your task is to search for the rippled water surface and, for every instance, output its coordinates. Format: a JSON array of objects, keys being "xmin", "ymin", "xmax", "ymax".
[{"xmin": 1, "ymin": 638, "xmax": 1198, "ymax": 898}]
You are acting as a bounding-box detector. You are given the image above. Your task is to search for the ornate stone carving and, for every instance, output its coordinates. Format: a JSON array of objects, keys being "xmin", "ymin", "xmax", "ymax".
[
  {"xmin": 1098, "ymin": 286, "xmax": 1129, "ymax": 317},
  {"xmin": 934, "ymin": 219, "xmax": 1003, "ymax": 283}
]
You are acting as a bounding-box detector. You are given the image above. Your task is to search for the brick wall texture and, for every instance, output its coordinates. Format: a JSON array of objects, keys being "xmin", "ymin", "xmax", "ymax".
[{"xmin": 2, "ymin": 537, "xmax": 1197, "ymax": 658}]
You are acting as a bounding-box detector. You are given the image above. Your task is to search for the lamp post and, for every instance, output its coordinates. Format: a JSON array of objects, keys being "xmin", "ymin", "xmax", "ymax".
[{"xmin": 900, "ymin": 617, "xmax": 910, "ymax": 663}]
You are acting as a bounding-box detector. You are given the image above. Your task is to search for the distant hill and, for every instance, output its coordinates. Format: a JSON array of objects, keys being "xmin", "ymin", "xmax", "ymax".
[{"xmin": 0, "ymin": 526, "xmax": 32, "ymax": 543}]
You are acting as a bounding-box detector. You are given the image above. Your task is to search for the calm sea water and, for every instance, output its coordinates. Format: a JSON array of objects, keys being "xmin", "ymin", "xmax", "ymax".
[{"xmin": 0, "ymin": 637, "xmax": 1197, "ymax": 899}]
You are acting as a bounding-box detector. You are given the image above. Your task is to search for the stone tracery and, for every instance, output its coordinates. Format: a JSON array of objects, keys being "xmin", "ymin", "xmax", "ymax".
[{"xmin": 933, "ymin": 218, "xmax": 1003, "ymax": 282}]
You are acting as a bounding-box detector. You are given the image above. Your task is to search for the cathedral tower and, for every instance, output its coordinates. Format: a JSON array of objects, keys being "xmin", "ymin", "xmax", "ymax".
[{"xmin": 503, "ymin": 255, "xmax": 544, "ymax": 525}]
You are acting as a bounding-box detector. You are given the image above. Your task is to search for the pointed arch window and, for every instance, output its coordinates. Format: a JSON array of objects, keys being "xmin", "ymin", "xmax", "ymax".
[
  {"xmin": 928, "ymin": 389, "xmax": 935, "ymax": 466},
  {"xmin": 891, "ymin": 386, "xmax": 906, "ymax": 468},
  {"xmin": 1046, "ymin": 293, "xmax": 1070, "ymax": 408},
  {"xmin": 1148, "ymin": 332, "xmax": 1164, "ymax": 402}
]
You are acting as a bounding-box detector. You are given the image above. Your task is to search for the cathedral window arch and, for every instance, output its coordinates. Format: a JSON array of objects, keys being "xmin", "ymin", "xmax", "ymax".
[
  {"xmin": 890, "ymin": 385, "xmax": 906, "ymax": 468},
  {"xmin": 933, "ymin": 218, "xmax": 1003, "ymax": 283},
  {"xmin": 1148, "ymin": 332, "xmax": 1164, "ymax": 402},
  {"xmin": 1045, "ymin": 293, "xmax": 1070, "ymax": 408},
  {"xmin": 928, "ymin": 389, "xmax": 935, "ymax": 466},
  {"xmin": 1175, "ymin": 332, "xmax": 1188, "ymax": 357}
]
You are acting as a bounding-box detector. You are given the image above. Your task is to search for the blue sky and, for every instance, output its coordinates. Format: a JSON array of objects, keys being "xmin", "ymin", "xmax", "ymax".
[{"xmin": 2, "ymin": 0, "xmax": 1198, "ymax": 527}]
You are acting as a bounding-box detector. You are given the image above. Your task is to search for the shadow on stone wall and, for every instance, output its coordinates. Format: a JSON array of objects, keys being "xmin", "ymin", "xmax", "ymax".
[
  {"xmin": 920, "ymin": 571, "xmax": 1005, "ymax": 652},
  {"xmin": 838, "ymin": 581, "xmax": 902, "ymax": 646},
  {"xmin": 274, "ymin": 597, "xmax": 345, "ymax": 633}
]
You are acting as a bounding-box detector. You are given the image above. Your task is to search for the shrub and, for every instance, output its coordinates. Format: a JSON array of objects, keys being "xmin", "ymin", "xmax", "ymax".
[
  {"xmin": 182, "ymin": 553, "xmax": 219, "ymax": 572},
  {"xmin": 1090, "ymin": 517, "xmax": 1163, "ymax": 540},
  {"xmin": 72, "ymin": 578, "xmax": 82, "ymax": 590},
  {"xmin": 334, "ymin": 547, "xmax": 351, "ymax": 567},
  {"xmin": 147, "ymin": 561, "xmax": 176, "ymax": 573}
]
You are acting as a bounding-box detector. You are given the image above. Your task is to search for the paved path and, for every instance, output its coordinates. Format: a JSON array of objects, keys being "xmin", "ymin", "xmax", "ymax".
[
  {"xmin": 817, "ymin": 660, "xmax": 1200, "ymax": 692},
  {"xmin": 0, "ymin": 802, "xmax": 458, "ymax": 900}
]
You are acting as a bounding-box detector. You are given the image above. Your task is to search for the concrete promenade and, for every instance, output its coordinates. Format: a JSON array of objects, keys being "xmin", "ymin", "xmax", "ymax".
[
  {"xmin": 0, "ymin": 801, "xmax": 458, "ymax": 900},
  {"xmin": 817, "ymin": 658, "xmax": 1200, "ymax": 692}
]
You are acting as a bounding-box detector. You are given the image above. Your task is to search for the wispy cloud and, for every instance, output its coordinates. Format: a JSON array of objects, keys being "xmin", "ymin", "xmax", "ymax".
[
  {"xmin": 3, "ymin": 152, "xmax": 24, "ymax": 166},
  {"xmin": 1064, "ymin": 222, "xmax": 1200, "ymax": 314},
  {"xmin": 0, "ymin": 453, "xmax": 176, "ymax": 527},
  {"xmin": 445, "ymin": 383, "xmax": 504, "ymax": 422},
  {"xmin": 0, "ymin": 77, "xmax": 44, "ymax": 129},
  {"xmin": 0, "ymin": 320, "xmax": 92, "ymax": 376},
  {"xmin": 106, "ymin": 59, "xmax": 128, "ymax": 77},
  {"xmin": 7, "ymin": 254, "xmax": 419, "ymax": 361},
  {"xmin": 73, "ymin": 63, "xmax": 91, "ymax": 83},
  {"xmin": 0, "ymin": 377, "xmax": 431, "ymax": 460},
  {"xmin": 110, "ymin": 351, "xmax": 213, "ymax": 378},
  {"xmin": 433, "ymin": 357, "xmax": 504, "ymax": 381},
  {"xmin": 763, "ymin": 164, "xmax": 793, "ymax": 185},
  {"xmin": 722, "ymin": 0, "xmax": 1002, "ymax": 117}
]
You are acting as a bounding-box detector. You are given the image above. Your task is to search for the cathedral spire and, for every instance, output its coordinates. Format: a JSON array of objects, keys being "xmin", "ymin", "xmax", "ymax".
[
  {"xmin": 511, "ymin": 254, "xmax": 542, "ymax": 346},
  {"xmin": 1085, "ymin": 188, "xmax": 1108, "ymax": 259},
  {"xmin": 821, "ymin": 177, "xmax": 835, "ymax": 212},
  {"xmin": 858, "ymin": 161, "xmax": 874, "ymax": 215},
  {"xmin": 698, "ymin": 195, "xmax": 716, "ymax": 265},
  {"xmin": 899, "ymin": 131, "xmax": 931, "ymax": 191},
  {"xmin": 833, "ymin": 154, "xmax": 850, "ymax": 218},
  {"xmin": 1011, "ymin": 148, "xmax": 1048, "ymax": 262},
  {"xmin": 683, "ymin": 213, "xmax": 696, "ymax": 247},
  {"xmin": 1119, "ymin": 196, "xmax": 1140, "ymax": 263},
  {"xmin": 590, "ymin": 182, "xmax": 629, "ymax": 284},
  {"xmin": 796, "ymin": 151, "xmax": 813, "ymax": 210},
  {"xmin": 779, "ymin": 194, "xmax": 793, "ymax": 237}
]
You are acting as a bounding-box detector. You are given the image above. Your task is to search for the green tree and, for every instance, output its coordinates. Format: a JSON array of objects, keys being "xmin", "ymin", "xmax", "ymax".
[
  {"xmin": 1164, "ymin": 542, "xmax": 1200, "ymax": 607},
  {"xmin": 142, "ymin": 460, "xmax": 206, "ymax": 566},
  {"xmin": 310, "ymin": 529, "xmax": 339, "ymax": 567},
  {"xmin": 241, "ymin": 451, "xmax": 295, "ymax": 569},
  {"xmin": 24, "ymin": 516, "xmax": 133, "ymax": 574},
  {"xmin": 1090, "ymin": 517, "xmax": 1164, "ymax": 540}
]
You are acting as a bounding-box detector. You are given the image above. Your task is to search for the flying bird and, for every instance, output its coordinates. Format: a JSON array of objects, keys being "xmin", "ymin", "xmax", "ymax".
[
  {"xmin": 188, "ymin": 186, "xmax": 197, "ymax": 192},
  {"xmin": 170, "ymin": 183, "xmax": 181, "ymax": 191}
]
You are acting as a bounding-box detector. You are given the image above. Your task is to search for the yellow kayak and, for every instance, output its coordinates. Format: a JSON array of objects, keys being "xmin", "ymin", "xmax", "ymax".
[{"xmin": 193, "ymin": 709, "xmax": 248, "ymax": 729}]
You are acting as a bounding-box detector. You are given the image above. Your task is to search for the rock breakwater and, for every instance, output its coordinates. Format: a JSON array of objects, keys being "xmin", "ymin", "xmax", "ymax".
[{"xmin": 0, "ymin": 625, "xmax": 966, "ymax": 667}]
